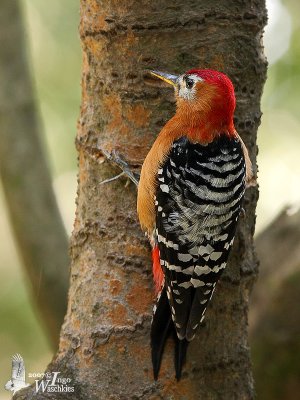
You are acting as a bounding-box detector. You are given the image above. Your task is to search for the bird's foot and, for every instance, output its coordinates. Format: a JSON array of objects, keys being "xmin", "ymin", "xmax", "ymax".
[{"xmin": 100, "ymin": 149, "xmax": 140, "ymax": 187}]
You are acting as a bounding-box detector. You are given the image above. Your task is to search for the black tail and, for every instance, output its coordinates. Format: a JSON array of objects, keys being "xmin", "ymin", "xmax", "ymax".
[
  {"xmin": 151, "ymin": 287, "xmax": 172, "ymax": 380},
  {"xmin": 174, "ymin": 335, "xmax": 188, "ymax": 380},
  {"xmin": 151, "ymin": 287, "xmax": 189, "ymax": 380}
]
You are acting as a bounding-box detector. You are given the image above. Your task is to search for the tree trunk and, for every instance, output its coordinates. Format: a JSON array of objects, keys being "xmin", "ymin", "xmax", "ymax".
[
  {"xmin": 0, "ymin": 0, "xmax": 69, "ymax": 348},
  {"xmin": 250, "ymin": 208, "xmax": 300, "ymax": 399},
  {"xmin": 251, "ymin": 269, "xmax": 300, "ymax": 400},
  {"xmin": 250, "ymin": 208, "xmax": 300, "ymax": 332},
  {"xmin": 16, "ymin": 0, "xmax": 267, "ymax": 398}
]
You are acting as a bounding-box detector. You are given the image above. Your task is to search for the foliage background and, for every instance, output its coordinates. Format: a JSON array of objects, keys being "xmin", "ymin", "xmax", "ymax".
[{"xmin": 0, "ymin": 0, "xmax": 299, "ymax": 398}]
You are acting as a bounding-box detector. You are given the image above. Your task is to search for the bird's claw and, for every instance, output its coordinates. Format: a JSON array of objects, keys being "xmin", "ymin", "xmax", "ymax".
[{"xmin": 100, "ymin": 149, "xmax": 140, "ymax": 186}]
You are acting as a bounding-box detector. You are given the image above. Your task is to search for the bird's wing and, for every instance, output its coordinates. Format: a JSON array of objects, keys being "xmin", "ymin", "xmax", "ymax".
[
  {"xmin": 155, "ymin": 134, "xmax": 246, "ymax": 340},
  {"xmin": 155, "ymin": 137, "xmax": 194, "ymax": 339},
  {"xmin": 11, "ymin": 354, "xmax": 26, "ymax": 382},
  {"xmin": 236, "ymin": 132, "xmax": 254, "ymax": 186}
]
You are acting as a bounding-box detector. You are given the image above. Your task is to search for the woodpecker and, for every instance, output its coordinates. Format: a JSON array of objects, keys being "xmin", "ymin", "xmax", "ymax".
[{"xmin": 137, "ymin": 68, "xmax": 253, "ymax": 380}]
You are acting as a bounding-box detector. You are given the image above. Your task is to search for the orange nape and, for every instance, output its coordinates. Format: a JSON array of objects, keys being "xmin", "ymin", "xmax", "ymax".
[{"xmin": 152, "ymin": 246, "xmax": 164, "ymax": 294}]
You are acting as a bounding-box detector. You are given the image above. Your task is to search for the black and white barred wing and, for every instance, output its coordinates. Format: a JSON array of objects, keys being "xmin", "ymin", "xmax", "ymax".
[
  {"xmin": 155, "ymin": 135, "xmax": 246, "ymax": 341},
  {"xmin": 11, "ymin": 353, "xmax": 26, "ymax": 382}
]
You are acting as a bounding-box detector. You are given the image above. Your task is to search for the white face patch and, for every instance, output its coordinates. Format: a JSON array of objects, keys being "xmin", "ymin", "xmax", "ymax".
[{"xmin": 176, "ymin": 74, "xmax": 204, "ymax": 101}]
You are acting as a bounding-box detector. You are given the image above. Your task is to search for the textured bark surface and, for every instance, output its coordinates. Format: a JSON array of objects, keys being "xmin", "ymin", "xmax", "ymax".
[
  {"xmin": 0, "ymin": 0, "xmax": 68, "ymax": 348},
  {"xmin": 15, "ymin": 0, "xmax": 267, "ymax": 398}
]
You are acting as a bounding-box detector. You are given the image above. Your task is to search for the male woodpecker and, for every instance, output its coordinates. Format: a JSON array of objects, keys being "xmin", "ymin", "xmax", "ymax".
[{"xmin": 137, "ymin": 69, "xmax": 253, "ymax": 380}]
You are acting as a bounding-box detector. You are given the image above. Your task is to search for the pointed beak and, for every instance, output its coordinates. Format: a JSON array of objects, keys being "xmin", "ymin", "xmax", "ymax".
[{"xmin": 149, "ymin": 70, "xmax": 179, "ymax": 86}]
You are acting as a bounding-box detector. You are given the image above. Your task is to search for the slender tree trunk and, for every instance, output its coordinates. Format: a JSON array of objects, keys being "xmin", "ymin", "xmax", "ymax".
[
  {"xmin": 250, "ymin": 208, "xmax": 300, "ymax": 332},
  {"xmin": 251, "ymin": 269, "xmax": 300, "ymax": 400},
  {"xmin": 16, "ymin": 0, "xmax": 267, "ymax": 398},
  {"xmin": 250, "ymin": 208, "xmax": 300, "ymax": 400},
  {"xmin": 0, "ymin": 0, "xmax": 69, "ymax": 348}
]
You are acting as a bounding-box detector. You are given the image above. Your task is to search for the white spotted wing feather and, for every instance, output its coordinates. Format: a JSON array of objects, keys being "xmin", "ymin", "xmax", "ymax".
[{"xmin": 155, "ymin": 134, "xmax": 246, "ymax": 340}]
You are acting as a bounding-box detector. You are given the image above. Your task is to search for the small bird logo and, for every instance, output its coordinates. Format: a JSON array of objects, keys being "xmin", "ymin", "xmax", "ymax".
[{"xmin": 4, "ymin": 354, "xmax": 30, "ymax": 395}]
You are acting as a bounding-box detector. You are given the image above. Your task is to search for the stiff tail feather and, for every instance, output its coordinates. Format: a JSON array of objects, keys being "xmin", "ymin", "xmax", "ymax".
[
  {"xmin": 174, "ymin": 335, "xmax": 188, "ymax": 381},
  {"xmin": 151, "ymin": 287, "xmax": 189, "ymax": 380}
]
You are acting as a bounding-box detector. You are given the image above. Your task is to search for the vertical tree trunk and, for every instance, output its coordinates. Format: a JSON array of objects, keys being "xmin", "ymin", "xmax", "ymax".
[
  {"xmin": 16, "ymin": 0, "xmax": 267, "ymax": 398},
  {"xmin": 0, "ymin": 0, "xmax": 69, "ymax": 348},
  {"xmin": 250, "ymin": 209, "xmax": 300, "ymax": 400}
]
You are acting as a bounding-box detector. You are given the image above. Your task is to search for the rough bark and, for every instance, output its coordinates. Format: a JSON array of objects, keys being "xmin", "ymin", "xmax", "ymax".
[
  {"xmin": 0, "ymin": 0, "xmax": 69, "ymax": 348},
  {"xmin": 15, "ymin": 0, "xmax": 267, "ymax": 398}
]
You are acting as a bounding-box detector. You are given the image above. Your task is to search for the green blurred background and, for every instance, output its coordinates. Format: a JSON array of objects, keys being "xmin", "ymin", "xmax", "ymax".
[{"xmin": 0, "ymin": 0, "xmax": 299, "ymax": 398}]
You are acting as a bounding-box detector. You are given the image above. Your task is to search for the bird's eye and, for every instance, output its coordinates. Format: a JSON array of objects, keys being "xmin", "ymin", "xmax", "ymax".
[{"xmin": 185, "ymin": 78, "xmax": 194, "ymax": 89}]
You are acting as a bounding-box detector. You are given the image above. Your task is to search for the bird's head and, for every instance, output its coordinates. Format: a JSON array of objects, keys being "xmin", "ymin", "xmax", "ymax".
[
  {"xmin": 4, "ymin": 379, "xmax": 14, "ymax": 392},
  {"xmin": 150, "ymin": 68, "xmax": 236, "ymax": 141}
]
